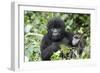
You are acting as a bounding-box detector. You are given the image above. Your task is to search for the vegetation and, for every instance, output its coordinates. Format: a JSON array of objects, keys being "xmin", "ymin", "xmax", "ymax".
[{"xmin": 24, "ymin": 11, "xmax": 90, "ymax": 62}]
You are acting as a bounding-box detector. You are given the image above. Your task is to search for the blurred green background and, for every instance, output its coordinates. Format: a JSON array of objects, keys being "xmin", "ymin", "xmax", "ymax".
[{"xmin": 24, "ymin": 11, "xmax": 90, "ymax": 62}]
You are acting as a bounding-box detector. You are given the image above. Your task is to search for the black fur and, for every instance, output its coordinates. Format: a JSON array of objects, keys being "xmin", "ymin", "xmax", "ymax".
[{"xmin": 40, "ymin": 18, "xmax": 84, "ymax": 60}]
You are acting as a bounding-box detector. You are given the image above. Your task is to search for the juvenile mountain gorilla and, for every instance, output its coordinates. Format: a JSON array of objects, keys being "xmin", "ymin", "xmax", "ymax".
[{"xmin": 40, "ymin": 18, "xmax": 84, "ymax": 60}]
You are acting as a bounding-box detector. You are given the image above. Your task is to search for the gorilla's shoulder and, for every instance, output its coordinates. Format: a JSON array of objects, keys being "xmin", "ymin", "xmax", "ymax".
[
  {"xmin": 42, "ymin": 34, "xmax": 50, "ymax": 41},
  {"xmin": 65, "ymin": 31, "xmax": 74, "ymax": 37},
  {"xmin": 64, "ymin": 31, "xmax": 74, "ymax": 40}
]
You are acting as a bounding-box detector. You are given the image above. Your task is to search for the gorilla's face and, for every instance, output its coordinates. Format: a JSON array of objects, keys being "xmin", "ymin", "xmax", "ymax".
[
  {"xmin": 47, "ymin": 18, "xmax": 65, "ymax": 42},
  {"xmin": 51, "ymin": 28, "xmax": 62, "ymax": 36},
  {"xmin": 50, "ymin": 28, "xmax": 64, "ymax": 40},
  {"xmin": 72, "ymin": 34, "xmax": 81, "ymax": 46}
]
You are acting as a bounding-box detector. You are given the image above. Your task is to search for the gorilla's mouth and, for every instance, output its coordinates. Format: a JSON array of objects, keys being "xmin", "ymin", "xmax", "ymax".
[
  {"xmin": 52, "ymin": 32, "xmax": 59, "ymax": 36},
  {"xmin": 52, "ymin": 34, "xmax": 64, "ymax": 42}
]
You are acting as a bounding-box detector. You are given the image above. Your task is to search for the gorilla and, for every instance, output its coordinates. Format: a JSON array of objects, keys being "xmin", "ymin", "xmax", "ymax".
[{"xmin": 40, "ymin": 18, "xmax": 84, "ymax": 60}]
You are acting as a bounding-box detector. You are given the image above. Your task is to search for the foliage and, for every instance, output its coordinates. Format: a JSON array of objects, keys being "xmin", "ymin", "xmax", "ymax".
[{"xmin": 24, "ymin": 11, "xmax": 90, "ymax": 61}]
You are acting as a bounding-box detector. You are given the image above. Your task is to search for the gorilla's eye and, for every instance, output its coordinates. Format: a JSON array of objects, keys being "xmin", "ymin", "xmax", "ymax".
[
  {"xmin": 74, "ymin": 36, "xmax": 79, "ymax": 39},
  {"xmin": 73, "ymin": 35, "xmax": 80, "ymax": 39}
]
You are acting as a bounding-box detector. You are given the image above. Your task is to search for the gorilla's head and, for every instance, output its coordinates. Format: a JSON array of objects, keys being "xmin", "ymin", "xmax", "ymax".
[{"xmin": 47, "ymin": 18, "xmax": 65, "ymax": 42}]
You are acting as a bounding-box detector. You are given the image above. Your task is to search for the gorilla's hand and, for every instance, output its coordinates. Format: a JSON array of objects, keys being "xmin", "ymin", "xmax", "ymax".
[{"xmin": 50, "ymin": 42, "xmax": 60, "ymax": 52}]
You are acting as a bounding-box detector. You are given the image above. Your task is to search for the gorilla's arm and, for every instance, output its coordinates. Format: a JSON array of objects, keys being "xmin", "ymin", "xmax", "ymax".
[
  {"xmin": 63, "ymin": 32, "xmax": 84, "ymax": 57},
  {"xmin": 65, "ymin": 32, "xmax": 84, "ymax": 55},
  {"xmin": 78, "ymin": 39, "xmax": 84, "ymax": 55},
  {"xmin": 40, "ymin": 35, "xmax": 60, "ymax": 60},
  {"xmin": 64, "ymin": 31, "xmax": 74, "ymax": 45}
]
